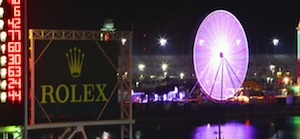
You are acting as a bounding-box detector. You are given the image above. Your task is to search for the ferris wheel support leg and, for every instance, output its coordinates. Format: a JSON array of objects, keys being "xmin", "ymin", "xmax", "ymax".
[{"xmin": 187, "ymin": 81, "xmax": 199, "ymax": 99}]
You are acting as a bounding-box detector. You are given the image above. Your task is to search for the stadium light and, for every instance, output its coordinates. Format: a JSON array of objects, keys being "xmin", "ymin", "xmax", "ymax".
[
  {"xmin": 161, "ymin": 63, "xmax": 168, "ymax": 71},
  {"xmin": 159, "ymin": 38, "xmax": 167, "ymax": 46},
  {"xmin": 273, "ymin": 38, "xmax": 279, "ymax": 46}
]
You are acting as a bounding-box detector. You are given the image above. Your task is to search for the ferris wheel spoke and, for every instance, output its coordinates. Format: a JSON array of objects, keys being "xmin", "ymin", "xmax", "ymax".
[
  {"xmin": 198, "ymin": 57, "xmax": 213, "ymax": 79},
  {"xmin": 209, "ymin": 59, "xmax": 222, "ymax": 97},
  {"xmin": 224, "ymin": 58, "xmax": 243, "ymax": 86},
  {"xmin": 220, "ymin": 58, "xmax": 224, "ymax": 100},
  {"xmin": 224, "ymin": 59, "xmax": 238, "ymax": 95}
]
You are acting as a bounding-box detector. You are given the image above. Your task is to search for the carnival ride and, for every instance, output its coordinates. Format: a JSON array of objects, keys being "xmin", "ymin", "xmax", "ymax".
[{"xmin": 193, "ymin": 10, "xmax": 249, "ymax": 102}]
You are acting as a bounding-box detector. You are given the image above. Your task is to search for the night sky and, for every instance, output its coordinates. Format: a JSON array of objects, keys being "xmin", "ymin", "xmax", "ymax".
[{"xmin": 27, "ymin": 0, "xmax": 300, "ymax": 54}]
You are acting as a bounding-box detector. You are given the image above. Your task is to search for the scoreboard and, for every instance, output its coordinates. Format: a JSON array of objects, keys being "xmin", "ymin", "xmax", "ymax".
[
  {"xmin": 6, "ymin": 0, "xmax": 23, "ymax": 104},
  {"xmin": 0, "ymin": 0, "xmax": 24, "ymax": 125},
  {"xmin": 1, "ymin": 0, "xmax": 23, "ymax": 104}
]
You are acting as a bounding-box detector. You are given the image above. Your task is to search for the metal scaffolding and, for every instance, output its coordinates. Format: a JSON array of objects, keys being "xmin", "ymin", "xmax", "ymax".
[{"xmin": 27, "ymin": 29, "xmax": 134, "ymax": 139}]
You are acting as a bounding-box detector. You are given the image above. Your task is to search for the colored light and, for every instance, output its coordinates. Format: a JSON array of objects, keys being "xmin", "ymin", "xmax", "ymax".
[
  {"xmin": 179, "ymin": 91, "xmax": 185, "ymax": 100},
  {"xmin": 193, "ymin": 122, "xmax": 256, "ymax": 139},
  {"xmin": 104, "ymin": 32, "xmax": 109, "ymax": 41},
  {"xmin": 1, "ymin": 43, "xmax": 5, "ymax": 53},
  {"xmin": 0, "ymin": 31, "xmax": 6, "ymax": 42},
  {"xmin": 1, "ymin": 91, "xmax": 6, "ymax": 103},
  {"xmin": 1, "ymin": 80, "xmax": 6, "ymax": 89},
  {"xmin": 193, "ymin": 10, "xmax": 249, "ymax": 101},
  {"xmin": 0, "ymin": 7, "xmax": 3, "ymax": 18},
  {"xmin": 283, "ymin": 77, "xmax": 289, "ymax": 85},
  {"xmin": 0, "ymin": 19, "xmax": 4, "ymax": 30},
  {"xmin": 0, "ymin": 55, "xmax": 6, "ymax": 66},
  {"xmin": 289, "ymin": 85, "xmax": 298, "ymax": 93},
  {"xmin": 287, "ymin": 116, "xmax": 300, "ymax": 139},
  {"xmin": 0, "ymin": 125, "xmax": 22, "ymax": 139},
  {"xmin": 0, "ymin": 68, "xmax": 6, "ymax": 78}
]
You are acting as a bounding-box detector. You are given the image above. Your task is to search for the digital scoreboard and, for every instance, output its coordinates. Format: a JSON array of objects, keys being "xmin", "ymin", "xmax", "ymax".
[
  {"xmin": 1, "ymin": 0, "xmax": 23, "ymax": 104},
  {"xmin": 0, "ymin": 0, "xmax": 24, "ymax": 125}
]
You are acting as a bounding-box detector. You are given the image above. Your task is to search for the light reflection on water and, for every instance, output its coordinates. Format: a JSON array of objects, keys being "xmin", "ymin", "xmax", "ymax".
[
  {"xmin": 193, "ymin": 121, "xmax": 256, "ymax": 139},
  {"xmin": 272, "ymin": 116, "xmax": 300, "ymax": 139},
  {"xmin": 134, "ymin": 116, "xmax": 300, "ymax": 139},
  {"xmin": 191, "ymin": 116, "xmax": 300, "ymax": 139}
]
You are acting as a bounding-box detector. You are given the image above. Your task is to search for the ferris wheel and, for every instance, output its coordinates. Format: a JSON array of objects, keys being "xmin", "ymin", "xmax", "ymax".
[{"xmin": 193, "ymin": 10, "xmax": 249, "ymax": 102}]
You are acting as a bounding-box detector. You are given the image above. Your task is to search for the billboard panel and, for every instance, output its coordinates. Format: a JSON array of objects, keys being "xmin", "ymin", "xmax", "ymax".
[{"xmin": 34, "ymin": 40, "xmax": 119, "ymax": 122}]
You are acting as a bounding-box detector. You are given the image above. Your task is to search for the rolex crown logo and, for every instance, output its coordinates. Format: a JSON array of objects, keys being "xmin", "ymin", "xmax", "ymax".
[{"xmin": 66, "ymin": 47, "xmax": 85, "ymax": 78}]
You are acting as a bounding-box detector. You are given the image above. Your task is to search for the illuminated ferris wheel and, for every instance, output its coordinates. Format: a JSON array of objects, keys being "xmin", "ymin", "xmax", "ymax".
[{"xmin": 193, "ymin": 10, "xmax": 249, "ymax": 102}]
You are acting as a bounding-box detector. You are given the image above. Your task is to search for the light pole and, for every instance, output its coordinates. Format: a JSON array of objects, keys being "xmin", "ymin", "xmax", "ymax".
[
  {"xmin": 138, "ymin": 64, "xmax": 145, "ymax": 79},
  {"xmin": 273, "ymin": 38, "xmax": 279, "ymax": 53},
  {"xmin": 161, "ymin": 63, "xmax": 168, "ymax": 78},
  {"xmin": 159, "ymin": 38, "xmax": 167, "ymax": 54}
]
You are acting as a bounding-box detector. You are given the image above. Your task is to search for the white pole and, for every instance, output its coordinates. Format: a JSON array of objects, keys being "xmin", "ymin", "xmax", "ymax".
[{"xmin": 24, "ymin": 0, "xmax": 28, "ymax": 138}]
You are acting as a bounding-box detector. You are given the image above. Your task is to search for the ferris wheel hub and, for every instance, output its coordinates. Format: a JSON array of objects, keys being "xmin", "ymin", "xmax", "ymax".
[{"xmin": 220, "ymin": 52, "xmax": 224, "ymax": 58}]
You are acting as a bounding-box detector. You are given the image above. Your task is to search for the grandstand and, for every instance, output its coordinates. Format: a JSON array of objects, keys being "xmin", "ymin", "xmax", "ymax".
[{"xmin": 132, "ymin": 54, "xmax": 297, "ymax": 93}]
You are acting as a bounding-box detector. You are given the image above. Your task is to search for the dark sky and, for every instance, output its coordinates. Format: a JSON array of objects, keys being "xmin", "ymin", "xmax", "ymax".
[{"xmin": 28, "ymin": 0, "xmax": 300, "ymax": 54}]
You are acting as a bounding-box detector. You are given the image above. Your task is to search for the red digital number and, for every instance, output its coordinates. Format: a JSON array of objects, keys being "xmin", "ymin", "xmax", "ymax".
[
  {"xmin": 8, "ymin": 30, "xmax": 21, "ymax": 41},
  {"xmin": 8, "ymin": 0, "xmax": 21, "ymax": 5},
  {"xmin": 7, "ymin": 66, "xmax": 21, "ymax": 77},
  {"xmin": 8, "ymin": 18, "xmax": 21, "ymax": 29},
  {"xmin": 7, "ymin": 42, "xmax": 22, "ymax": 52},
  {"xmin": 7, "ymin": 54, "xmax": 21, "ymax": 65},
  {"xmin": 7, "ymin": 90, "xmax": 21, "ymax": 103},
  {"xmin": 13, "ymin": 6, "xmax": 21, "ymax": 17},
  {"xmin": 7, "ymin": 78, "xmax": 21, "ymax": 89}
]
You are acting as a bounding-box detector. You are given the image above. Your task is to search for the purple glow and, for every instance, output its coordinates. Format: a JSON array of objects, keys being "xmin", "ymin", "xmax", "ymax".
[
  {"xmin": 132, "ymin": 86, "xmax": 186, "ymax": 103},
  {"xmin": 154, "ymin": 94, "xmax": 159, "ymax": 101},
  {"xmin": 163, "ymin": 94, "xmax": 167, "ymax": 101},
  {"xmin": 179, "ymin": 91, "xmax": 185, "ymax": 100},
  {"xmin": 193, "ymin": 122, "xmax": 256, "ymax": 139},
  {"xmin": 193, "ymin": 10, "xmax": 249, "ymax": 101},
  {"xmin": 132, "ymin": 92, "xmax": 148, "ymax": 103},
  {"xmin": 167, "ymin": 86, "xmax": 179, "ymax": 101}
]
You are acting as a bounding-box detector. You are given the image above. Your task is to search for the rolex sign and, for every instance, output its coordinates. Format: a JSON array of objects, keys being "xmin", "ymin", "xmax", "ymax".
[{"xmin": 34, "ymin": 40, "xmax": 119, "ymax": 121}]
